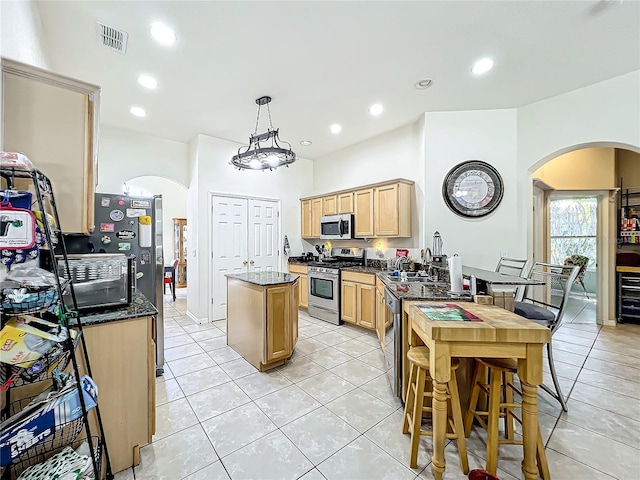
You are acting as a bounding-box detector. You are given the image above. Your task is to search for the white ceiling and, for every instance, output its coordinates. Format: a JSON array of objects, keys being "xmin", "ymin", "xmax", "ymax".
[{"xmin": 35, "ymin": 1, "xmax": 640, "ymax": 160}]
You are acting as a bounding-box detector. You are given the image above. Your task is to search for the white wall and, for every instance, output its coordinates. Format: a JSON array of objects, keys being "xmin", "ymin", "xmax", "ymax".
[
  {"xmin": 0, "ymin": 0, "xmax": 49, "ymax": 149},
  {"xmin": 0, "ymin": 1, "xmax": 49, "ymax": 68},
  {"xmin": 124, "ymin": 176, "xmax": 188, "ymax": 267},
  {"xmin": 311, "ymin": 120, "xmax": 426, "ymax": 259},
  {"xmin": 186, "ymin": 134, "xmax": 314, "ymax": 321},
  {"xmin": 97, "ymin": 125, "xmax": 190, "ymax": 192},
  {"xmin": 423, "ymin": 109, "xmax": 519, "ymax": 270}
]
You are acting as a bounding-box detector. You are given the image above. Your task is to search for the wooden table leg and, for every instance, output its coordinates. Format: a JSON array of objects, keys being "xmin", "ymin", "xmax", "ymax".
[
  {"xmin": 429, "ymin": 343, "xmax": 451, "ymax": 480},
  {"xmin": 518, "ymin": 344, "xmax": 545, "ymax": 480}
]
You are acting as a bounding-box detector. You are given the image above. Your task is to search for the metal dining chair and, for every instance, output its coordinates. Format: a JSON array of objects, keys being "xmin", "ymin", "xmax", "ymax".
[
  {"xmin": 495, "ymin": 257, "xmax": 530, "ymax": 301},
  {"xmin": 514, "ymin": 262, "xmax": 580, "ymax": 411}
]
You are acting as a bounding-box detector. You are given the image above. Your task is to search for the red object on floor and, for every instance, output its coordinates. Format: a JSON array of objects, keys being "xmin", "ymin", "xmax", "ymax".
[{"xmin": 468, "ymin": 470, "xmax": 500, "ymax": 480}]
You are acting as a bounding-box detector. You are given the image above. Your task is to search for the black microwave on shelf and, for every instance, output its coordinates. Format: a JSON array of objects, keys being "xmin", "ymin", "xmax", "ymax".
[
  {"xmin": 41, "ymin": 253, "xmax": 133, "ymax": 311},
  {"xmin": 320, "ymin": 214, "xmax": 355, "ymax": 240}
]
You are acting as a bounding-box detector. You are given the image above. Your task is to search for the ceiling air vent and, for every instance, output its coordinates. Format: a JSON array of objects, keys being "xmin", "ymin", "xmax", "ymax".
[{"xmin": 96, "ymin": 22, "xmax": 128, "ymax": 54}]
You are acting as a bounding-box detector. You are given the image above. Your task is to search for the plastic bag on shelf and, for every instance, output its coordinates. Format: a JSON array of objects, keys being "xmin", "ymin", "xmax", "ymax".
[
  {"xmin": 0, "ymin": 375, "xmax": 99, "ymax": 467},
  {"xmin": 6, "ymin": 264, "xmax": 64, "ymax": 287},
  {"xmin": 0, "ymin": 152, "xmax": 34, "ymax": 170},
  {"xmin": 0, "ymin": 315, "xmax": 70, "ymax": 367},
  {"xmin": 16, "ymin": 444, "xmax": 93, "ymax": 480}
]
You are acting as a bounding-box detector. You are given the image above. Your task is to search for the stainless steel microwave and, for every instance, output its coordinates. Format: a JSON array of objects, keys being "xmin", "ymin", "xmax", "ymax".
[{"xmin": 320, "ymin": 214, "xmax": 354, "ymax": 240}]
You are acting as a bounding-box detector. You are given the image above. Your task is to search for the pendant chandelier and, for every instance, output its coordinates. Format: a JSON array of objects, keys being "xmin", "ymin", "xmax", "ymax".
[{"xmin": 231, "ymin": 96, "xmax": 297, "ymax": 171}]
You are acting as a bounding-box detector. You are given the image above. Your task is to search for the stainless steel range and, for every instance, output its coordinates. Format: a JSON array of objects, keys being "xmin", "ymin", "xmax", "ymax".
[{"xmin": 307, "ymin": 247, "xmax": 365, "ymax": 325}]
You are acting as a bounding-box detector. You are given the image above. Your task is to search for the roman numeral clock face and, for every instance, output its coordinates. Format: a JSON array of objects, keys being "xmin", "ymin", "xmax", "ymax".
[{"xmin": 442, "ymin": 161, "xmax": 504, "ymax": 218}]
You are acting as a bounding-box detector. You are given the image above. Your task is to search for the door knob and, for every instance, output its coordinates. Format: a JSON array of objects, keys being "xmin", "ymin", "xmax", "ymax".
[
  {"xmin": 243, "ymin": 260, "xmax": 248, "ymax": 265},
  {"xmin": 250, "ymin": 260, "xmax": 255, "ymax": 265}
]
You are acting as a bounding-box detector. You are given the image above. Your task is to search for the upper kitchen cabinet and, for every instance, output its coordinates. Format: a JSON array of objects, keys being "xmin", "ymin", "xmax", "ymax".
[
  {"xmin": 1, "ymin": 59, "xmax": 100, "ymax": 234},
  {"xmin": 354, "ymin": 188, "xmax": 375, "ymax": 237},
  {"xmin": 300, "ymin": 179, "xmax": 413, "ymax": 239},
  {"xmin": 322, "ymin": 195, "xmax": 338, "ymax": 216},
  {"xmin": 337, "ymin": 192, "xmax": 353, "ymax": 214},
  {"xmin": 301, "ymin": 199, "xmax": 312, "ymax": 237},
  {"xmin": 374, "ymin": 181, "xmax": 412, "ymax": 237},
  {"xmin": 310, "ymin": 198, "xmax": 322, "ymax": 237}
]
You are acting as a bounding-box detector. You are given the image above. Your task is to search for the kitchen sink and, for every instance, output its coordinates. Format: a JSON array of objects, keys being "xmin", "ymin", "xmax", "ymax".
[{"xmin": 384, "ymin": 273, "xmax": 431, "ymax": 283}]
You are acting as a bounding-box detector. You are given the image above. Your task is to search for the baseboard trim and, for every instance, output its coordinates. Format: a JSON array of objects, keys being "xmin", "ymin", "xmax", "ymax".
[{"xmin": 186, "ymin": 310, "xmax": 210, "ymax": 324}]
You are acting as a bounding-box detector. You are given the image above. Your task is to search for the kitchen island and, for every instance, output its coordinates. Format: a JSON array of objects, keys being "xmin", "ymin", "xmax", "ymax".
[{"xmin": 226, "ymin": 272, "xmax": 300, "ymax": 371}]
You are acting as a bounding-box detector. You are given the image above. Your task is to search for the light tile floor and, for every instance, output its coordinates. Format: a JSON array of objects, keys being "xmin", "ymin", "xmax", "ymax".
[{"xmin": 114, "ymin": 289, "xmax": 640, "ymax": 480}]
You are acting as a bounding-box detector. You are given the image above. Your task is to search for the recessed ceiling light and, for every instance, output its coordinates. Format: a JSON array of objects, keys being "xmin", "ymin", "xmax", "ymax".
[
  {"xmin": 130, "ymin": 106, "xmax": 147, "ymax": 118},
  {"xmin": 414, "ymin": 79, "xmax": 433, "ymax": 90},
  {"xmin": 138, "ymin": 74, "xmax": 158, "ymax": 89},
  {"xmin": 300, "ymin": 140, "xmax": 312, "ymax": 146},
  {"xmin": 150, "ymin": 21, "xmax": 176, "ymax": 46},
  {"xmin": 369, "ymin": 103, "xmax": 384, "ymax": 116},
  {"xmin": 471, "ymin": 58, "xmax": 494, "ymax": 75},
  {"xmin": 330, "ymin": 124, "xmax": 342, "ymax": 134}
]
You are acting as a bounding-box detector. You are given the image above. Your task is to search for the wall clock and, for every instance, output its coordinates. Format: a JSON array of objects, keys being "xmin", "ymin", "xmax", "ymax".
[{"xmin": 442, "ymin": 160, "xmax": 504, "ymax": 218}]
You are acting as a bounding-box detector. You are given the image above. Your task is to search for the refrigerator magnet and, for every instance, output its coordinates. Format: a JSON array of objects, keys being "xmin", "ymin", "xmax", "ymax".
[
  {"xmin": 110, "ymin": 210, "xmax": 125, "ymax": 221},
  {"xmin": 118, "ymin": 199, "xmax": 125, "ymax": 206},
  {"xmin": 131, "ymin": 199, "xmax": 151, "ymax": 208},
  {"xmin": 118, "ymin": 242, "xmax": 131, "ymax": 251},
  {"xmin": 126, "ymin": 208, "xmax": 146, "ymax": 218},
  {"xmin": 116, "ymin": 230, "xmax": 136, "ymax": 240},
  {"xmin": 101, "ymin": 235, "xmax": 112, "ymax": 245},
  {"xmin": 100, "ymin": 223, "xmax": 115, "ymax": 233},
  {"xmin": 101, "ymin": 197, "xmax": 111, "ymax": 207}
]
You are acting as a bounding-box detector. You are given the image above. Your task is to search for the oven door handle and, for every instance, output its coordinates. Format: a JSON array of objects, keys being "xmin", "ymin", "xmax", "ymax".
[{"xmin": 310, "ymin": 273, "xmax": 337, "ymax": 281}]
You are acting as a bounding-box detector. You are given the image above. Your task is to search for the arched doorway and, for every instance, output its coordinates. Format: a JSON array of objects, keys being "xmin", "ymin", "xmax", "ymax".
[{"xmin": 529, "ymin": 145, "xmax": 640, "ymax": 326}]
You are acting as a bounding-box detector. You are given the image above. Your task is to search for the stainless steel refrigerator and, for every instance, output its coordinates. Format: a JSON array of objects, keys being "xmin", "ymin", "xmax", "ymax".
[{"xmin": 90, "ymin": 193, "xmax": 165, "ymax": 376}]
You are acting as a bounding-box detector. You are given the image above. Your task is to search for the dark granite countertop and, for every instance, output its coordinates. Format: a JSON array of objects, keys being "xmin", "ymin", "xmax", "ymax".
[
  {"xmin": 342, "ymin": 266, "xmax": 388, "ymax": 274},
  {"xmin": 376, "ymin": 272, "xmax": 473, "ymax": 301},
  {"xmin": 287, "ymin": 260, "xmax": 313, "ymax": 266},
  {"xmin": 70, "ymin": 291, "xmax": 158, "ymax": 327},
  {"xmin": 226, "ymin": 272, "xmax": 300, "ymax": 286}
]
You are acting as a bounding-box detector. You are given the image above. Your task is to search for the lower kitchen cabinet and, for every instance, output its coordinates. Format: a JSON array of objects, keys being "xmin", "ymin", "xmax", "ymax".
[
  {"xmin": 375, "ymin": 278, "xmax": 389, "ymax": 346},
  {"xmin": 288, "ymin": 264, "xmax": 309, "ymax": 309},
  {"xmin": 341, "ymin": 271, "xmax": 376, "ymax": 329}
]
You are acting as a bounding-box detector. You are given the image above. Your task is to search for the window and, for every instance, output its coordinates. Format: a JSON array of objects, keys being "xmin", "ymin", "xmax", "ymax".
[{"xmin": 550, "ymin": 196, "xmax": 597, "ymax": 268}]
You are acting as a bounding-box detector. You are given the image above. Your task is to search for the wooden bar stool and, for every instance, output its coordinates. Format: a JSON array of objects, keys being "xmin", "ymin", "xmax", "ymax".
[
  {"xmin": 402, "ymin": 346, "xmax": 469, "ymax": 473},
  {"xmin": 464, "ymin": 358, "xmax": 550, "ymax": 479}
]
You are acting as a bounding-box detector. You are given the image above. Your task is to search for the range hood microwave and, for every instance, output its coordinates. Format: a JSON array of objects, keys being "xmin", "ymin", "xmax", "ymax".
[{"xmin": 320, "ymin": 214, "xmax": 354, "ymax": 240}]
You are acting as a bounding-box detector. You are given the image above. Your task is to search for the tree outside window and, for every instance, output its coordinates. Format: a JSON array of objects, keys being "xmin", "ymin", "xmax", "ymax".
[{"xmin": 550, "ymin": 196, "xmax": 597, "ymax": 269}]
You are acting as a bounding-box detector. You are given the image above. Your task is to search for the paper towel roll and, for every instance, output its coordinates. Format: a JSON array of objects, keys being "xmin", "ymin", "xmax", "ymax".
[{"xmin": 448, "ymin": 255, "xmax": 463, "ymax": 293}]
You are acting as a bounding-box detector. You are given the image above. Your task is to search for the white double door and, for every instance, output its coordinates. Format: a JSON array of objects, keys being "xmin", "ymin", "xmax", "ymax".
[{"xmin": 211, "ymin": 195, "xmax": 280, "ymax": 320}]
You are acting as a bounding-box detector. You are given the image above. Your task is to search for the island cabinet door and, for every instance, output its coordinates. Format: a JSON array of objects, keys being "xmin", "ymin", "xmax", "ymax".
[
  {"xmin": 341, "ymin": 281, "xmax": 357, "ymax": 323},
  {"xmin": 357, "ymin": 284, "xmax": 376, "ymax": 329},
  {"xmin": 265, "ymin": 285, "xmax": 292, "ymax": 363}
]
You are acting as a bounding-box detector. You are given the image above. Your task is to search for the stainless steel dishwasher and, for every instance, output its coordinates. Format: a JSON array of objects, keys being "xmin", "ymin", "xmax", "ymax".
[{"xmin": 384, "ymin": 287, "xmax": 403, "ymax": 399}]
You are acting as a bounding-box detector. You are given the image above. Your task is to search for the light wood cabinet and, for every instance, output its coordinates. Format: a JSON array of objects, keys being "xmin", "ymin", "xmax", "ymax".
[
  {"xmin": 266, "ymin": 285, "xmax": 292, "ymax": 363},
  {"xmin": 77, "ymin": 316, "xmax": 156, "ymax": 473},
  {"xmin": 374, "ymin": 182, "xmax": 412, "ymax": 237},
  {"xmin": 341, "ymin": 271, "xmax": 376, "ymax": 329},
  {"xmin": 300, "ymin": 178, "xmax": 413, "ymax": 239},
  {"xmin": 2, "ymin": 59, "xmax": 100, "ymax": 234},
  {"xmin": 354, "ymin": 188, "xmax": 375, "ymax": 237},
  {"xmin": 338, "ymin": 192, "xmax": 354, "ymax": 213},
  {"xmin": 301, "ymin": 199, "xmax": 312, "ymax": 238},
  {"xmin": 311, "ymin": 198, "xmax": 322, "ymax": 238},
  {"xmin": 288, "ymin": 264, "xmax": 308, "ymax": 309},
  {"xmin": 227, "ymin": 277, "xmax": 299, "ymax": 371},
  {"xmin": 173, "ymin": 218, "xmax": 187, "ymax": 287},
  {"xmin": 341, "ymin": 281, "xmax": 357, "ymax": 324},
  {"xmin": 322, "ymin": 195, "xmax": 338, "ymax": 216}
]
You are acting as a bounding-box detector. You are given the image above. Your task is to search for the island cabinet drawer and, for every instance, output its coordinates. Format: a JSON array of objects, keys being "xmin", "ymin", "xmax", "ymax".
[
  {"xmin": 342, "ymin": 271, "xmax": 375, "ymax": 285},
  {"xmin": 288, "ymin": 264, "xmax": 308, "ymax": 275}
]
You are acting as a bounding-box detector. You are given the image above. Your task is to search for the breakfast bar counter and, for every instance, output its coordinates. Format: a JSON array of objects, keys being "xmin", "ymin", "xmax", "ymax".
[
  {"xmin": 226, "ymin": 272, "xmax": 300, "ymax": 371},
  {"xmin": 403, "ymin": 300, "xmax": 550, "ymax": 480}
]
